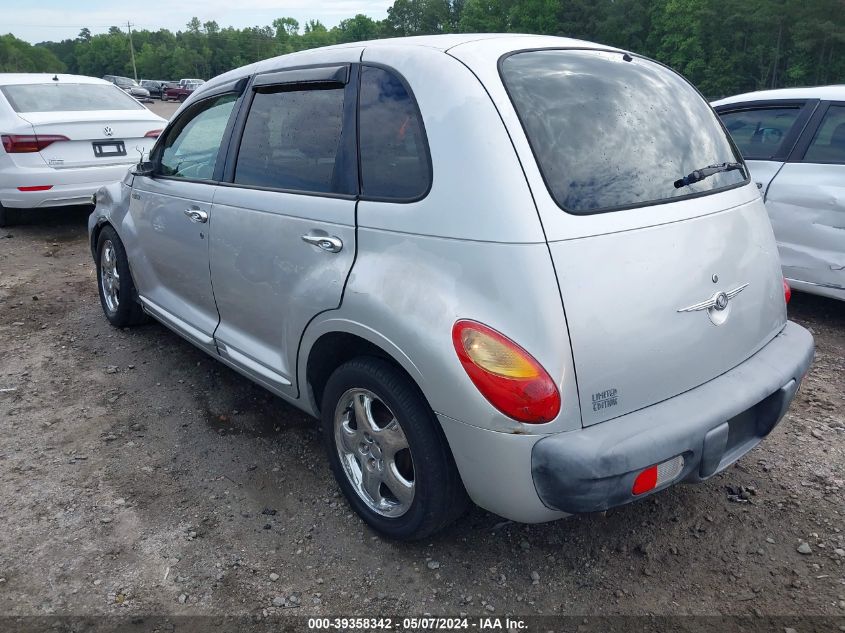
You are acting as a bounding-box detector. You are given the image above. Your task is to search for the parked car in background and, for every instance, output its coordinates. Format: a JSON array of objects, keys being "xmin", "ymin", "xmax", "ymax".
[
  {"xmin": 713, "ymin": 87, "xmax": 845, "ymax": 301},
  {"xmin": 178, "ymin": 78, "xmax": 203, "ymax": 87},
  {"xmin": 0, "ymin": 73, "xmax": 165, "ymax": 226},
  {"xmin": 139, "ymin": 80, "xmax": 168, "ymax": 99},
  {"xmin": 89, "ymin": 35, "xmax": 813, "ymax": 540},
  {"xmin": 103, "ymin": 75, "xmax": 152, "ymax": 102},
  {"xmin": 163, "ymin": 80, "xmax": 204, "ymax": 102}
]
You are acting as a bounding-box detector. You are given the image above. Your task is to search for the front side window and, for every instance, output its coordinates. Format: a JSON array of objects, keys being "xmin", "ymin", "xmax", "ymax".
[
  {"xmin": 234, "ymin": 87, "xmax": 347, "ymax": 194},
  {"xmin": 501, "ymin": 50, "xmax": 747, "ymax": 214},
  {"xmin": 803, "ymin": 105, "xmax": 845, "ymax": 164},
  {"xmin": 158, "ymin": 93, "xmax": 238, "ymax": 181},
  {"xmin": 719, "ymin": 107, "xmax": 803, "ymax": 160},
  {"xmin": 359, "ymin": 66, "xmax": 431, "ymax": 200}
]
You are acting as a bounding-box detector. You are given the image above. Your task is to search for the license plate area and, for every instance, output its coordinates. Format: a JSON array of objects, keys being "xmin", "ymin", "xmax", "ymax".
[{"xmin": 92, "ymin": 140, "xmax": 126, "ymax": 157}]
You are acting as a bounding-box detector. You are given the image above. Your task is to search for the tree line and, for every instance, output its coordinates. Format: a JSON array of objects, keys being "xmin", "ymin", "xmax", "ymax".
[{"xmin": 1, "ymin": 0, "xmax": 843, "ymax": 98}]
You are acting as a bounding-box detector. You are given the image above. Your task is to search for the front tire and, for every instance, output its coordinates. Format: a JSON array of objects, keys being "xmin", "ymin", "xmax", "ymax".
[
  {"xmin": 96, "ymin": 226, "xmax": 148, "ymax": 327},
  {"xmin": 321, "ymin": 357, "xmax": 469, "ymax": 540}
]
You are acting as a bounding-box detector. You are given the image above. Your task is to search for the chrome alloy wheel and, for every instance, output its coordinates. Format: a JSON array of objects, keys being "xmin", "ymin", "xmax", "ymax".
[
  {"xmin": 334, "ymin": 388, "xmax": 415, "ymax": 517},
  {"xmin": 100, "ymin": 240, "xmax": 120, "ymax": 314}
]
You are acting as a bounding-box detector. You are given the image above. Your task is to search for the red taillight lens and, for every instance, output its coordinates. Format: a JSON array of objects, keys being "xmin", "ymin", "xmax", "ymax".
[
  {"xmin": 17, "ymin": 185, "xmax": 53, "ymax": 191},
  {"xmin": 452, "ymin": 320, "xmax": 560, "ymax": 423},
  {"xmin": 144, "ymin": 129, "xmax": 163, "ymax": 138},
  {"xmin": 1, "ymin": 134, "xmax": 69, "ymax": 153},
  {"xmin": 783, "ymin": 278, "xmax": 791, "ymax": 305}
]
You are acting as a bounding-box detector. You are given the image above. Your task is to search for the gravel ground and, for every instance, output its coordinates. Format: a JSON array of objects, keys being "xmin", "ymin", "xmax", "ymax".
[
  {"xmin": 145, "ymin": 100, "xmax": 180, "ymax": 121},
  {"xmin": 0, "ymin": 209, "xmax": 843, "ymax": 623}
]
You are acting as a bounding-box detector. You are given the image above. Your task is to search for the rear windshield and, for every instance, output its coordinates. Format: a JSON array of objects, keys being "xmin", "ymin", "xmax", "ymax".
[
  {"xmin": 1, "ymin": 83, "xmax": 144, "ymax": 113},
  {"xmin": 500, "ymin": 50, "xmax": 747, "ymax": 214}
]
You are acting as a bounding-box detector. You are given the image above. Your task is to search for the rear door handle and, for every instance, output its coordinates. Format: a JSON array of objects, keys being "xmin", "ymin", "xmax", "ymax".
[
  {"xmin": 184, "ymin": 207, "xmax": 208, "ymax": 223},
  {"xmin": 301, "ymin": 233, "xmax": 343, "ymax": 253}
]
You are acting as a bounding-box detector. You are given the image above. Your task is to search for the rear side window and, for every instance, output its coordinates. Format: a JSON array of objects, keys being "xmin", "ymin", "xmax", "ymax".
[
  {"xmin": 803, "ymin": 105, "xmax": 845, "ymax": 164},
  {"xmin": 234, "ymin": 88, "xmax": 347, "ymax": 194},
  {"xmin": 359, "ymin": 66, "xmax": 430, "ymax": 200},
  {"xmin": 719, "ymin": 107, "xmax": 803, "ymax": 160},
  {"xmin": 0, "ymin": 83, "xmax": 144, "ymax": 112},
  {"xmin": 500, "ymin": 50, "xmax": 746, "ymax": 214}
]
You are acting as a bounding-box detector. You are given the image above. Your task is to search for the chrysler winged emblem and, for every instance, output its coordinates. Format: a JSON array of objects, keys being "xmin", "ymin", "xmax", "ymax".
[
  {"xmin": 103, "ymin": 126, "xmax": 114, "ymax": 137},
  {"xmin": 678, "ymin": 283, "xmax": 749, "ymax": 325}
]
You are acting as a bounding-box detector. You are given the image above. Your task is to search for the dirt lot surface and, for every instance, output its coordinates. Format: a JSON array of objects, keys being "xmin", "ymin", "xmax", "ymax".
[{"xmin": 0, "ymin": 210, "xmax": 843, "ymax": 625}]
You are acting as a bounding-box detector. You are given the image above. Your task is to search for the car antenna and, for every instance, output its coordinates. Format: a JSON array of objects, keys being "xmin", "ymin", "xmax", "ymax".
[{"xmin": 52, "ymin": 74, "xmax": 59, "ymax": 81}]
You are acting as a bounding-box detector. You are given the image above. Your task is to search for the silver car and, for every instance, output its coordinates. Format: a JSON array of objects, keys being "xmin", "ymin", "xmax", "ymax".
[
  {"xmin": 89, "ymin": 35, "xmax": 815, "ymax": 540},
  {"xmin": 713, "ymin": 87, "xmax": 845, "ymax": 301}
]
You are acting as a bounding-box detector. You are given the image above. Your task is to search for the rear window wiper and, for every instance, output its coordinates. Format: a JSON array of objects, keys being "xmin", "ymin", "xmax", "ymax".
[{"xmin": 674, "ymin": 162, "xmax": 744, "ymax": 189}]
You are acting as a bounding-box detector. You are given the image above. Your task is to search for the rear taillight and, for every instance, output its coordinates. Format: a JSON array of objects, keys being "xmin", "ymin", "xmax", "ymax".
[
  {"xmin": 144, "ymin": 129, "xmax": 163, "ymax": 138},
  {"xmin": 17, "ymin": 185, "xmax": 53, "ymax": 192},
  {"xmin": 452, "ymin": 320, "xmax": 560, "ymax": 423},
  {"xmin": 1, "ymin": 134, "xmax": 69, "ymax": 153},
  {"xmin": 783, "ymin": 278, "xmax": 791, "ymax": 305}
]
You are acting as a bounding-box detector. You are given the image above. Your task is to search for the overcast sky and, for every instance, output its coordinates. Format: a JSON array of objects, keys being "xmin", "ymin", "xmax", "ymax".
[{"xmin": 5, "ymin": 0, "xmax": 393, "ymax": 44}]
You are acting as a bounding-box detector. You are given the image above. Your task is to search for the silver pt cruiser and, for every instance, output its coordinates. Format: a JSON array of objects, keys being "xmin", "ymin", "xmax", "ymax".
[{"xmin": 89, "ymin": 34, "xmax": 815, "ymax": 540}]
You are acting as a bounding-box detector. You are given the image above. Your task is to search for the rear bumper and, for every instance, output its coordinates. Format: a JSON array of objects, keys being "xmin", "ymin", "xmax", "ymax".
[
  {"xmin": 0, "ymin": 163, "xmax": 132, "ymax": 208},
  {"xmin": 532, "ymin": 320, "xmax": 814, "ymax": 514}
]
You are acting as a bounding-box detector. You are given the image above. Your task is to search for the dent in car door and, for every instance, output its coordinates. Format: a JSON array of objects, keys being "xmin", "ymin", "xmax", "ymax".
[
  {"xmin": 765, "ymin": 102, "xmax": 845, "ymax": 298},
  {"xmin": 209, "ymin": 65, "xmax": 358, "ymax": 396},
  {"xmin": 129, "ymin": 93, "xmax": 239, "ymax": 351}
]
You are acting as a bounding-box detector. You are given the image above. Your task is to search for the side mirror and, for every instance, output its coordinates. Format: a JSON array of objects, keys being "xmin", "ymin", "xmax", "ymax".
[{"xmin": 131, "ymin": 160, "xmax": 155, "ymax": 177}]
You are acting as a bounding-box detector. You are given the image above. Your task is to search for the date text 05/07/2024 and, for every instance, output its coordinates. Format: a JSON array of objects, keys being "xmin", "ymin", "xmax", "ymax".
[{"xmin": 307, "ymin": 617, "xmax": 529, "ymax": 630}]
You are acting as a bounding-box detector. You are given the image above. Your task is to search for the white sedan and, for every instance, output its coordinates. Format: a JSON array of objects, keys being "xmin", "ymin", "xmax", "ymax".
[
  {"xmin": 714, "ymin": 86, "xmax": 845, "ymax": 301},
  {"xmin": 0, "ymin": 73, "xmax": 165, "ymax": 226}
]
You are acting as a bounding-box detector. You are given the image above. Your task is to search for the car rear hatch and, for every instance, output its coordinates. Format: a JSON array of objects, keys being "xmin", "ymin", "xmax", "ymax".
[
  {"xmin": 1, "ymin": 82, "xmax": 161, "ymax": 169},
  {"xmin": 495, "ymin": 48, "xmax": 788, "ymax": 426}
]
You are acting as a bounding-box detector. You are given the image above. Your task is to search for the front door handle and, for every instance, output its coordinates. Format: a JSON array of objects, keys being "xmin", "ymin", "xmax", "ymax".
[
  {"xmin": 184, "ymin": 207, "xmax": 208, "ymax": 223},
  {"xmin": 301, "ymin": 233, "xmax": 343, "ymax": 253}
]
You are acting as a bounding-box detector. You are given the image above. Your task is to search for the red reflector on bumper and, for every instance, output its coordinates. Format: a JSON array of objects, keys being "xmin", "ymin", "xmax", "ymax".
[
  {"xmin": 633, "ymin": 455, "xmax": 685, "ymax": 496},
  {"xmin": 632, "ymin": 466, "xmax": 657, "ymax": 495},
  {"xmin": 17, "ymin": 185, "xmax": 53, "ymax": 191}
]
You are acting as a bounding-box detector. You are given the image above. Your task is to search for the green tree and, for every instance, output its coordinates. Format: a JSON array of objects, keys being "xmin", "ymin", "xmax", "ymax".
[
  {"xmin": 0, "ymin": 34, "xmax": 65, "ymax": 72},
  {"xmin": 335, "ymin": 15, "xmax": 382, "ymax": 42}
]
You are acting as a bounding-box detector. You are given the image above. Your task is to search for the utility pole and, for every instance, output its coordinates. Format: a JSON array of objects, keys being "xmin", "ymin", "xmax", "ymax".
[{"xmin": 126, "ymin": 21, "xmax": 138, "ymax": 81}]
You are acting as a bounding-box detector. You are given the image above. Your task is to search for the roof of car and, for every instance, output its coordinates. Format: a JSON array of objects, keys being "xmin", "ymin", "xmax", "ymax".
[
  {"xmin": 0, "ymin": 73, "xmax": 112, "ymax": 87},
  {"xmin": 200, "ymin": 34, "xmax": 616, "ymax": 95},
  {"xmin": 712, "ymin": 85, "xmax": 845, "ymax": 106}
]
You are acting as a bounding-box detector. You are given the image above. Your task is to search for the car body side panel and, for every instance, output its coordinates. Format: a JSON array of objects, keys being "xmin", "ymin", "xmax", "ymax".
[
  {"xmin": 765, "ymin": 162, "xmax": 845, "ymax": 296},
  {"xmin": 301, "ymin": 229, "xmax": 582, "ymax": 435},
  {"xmin": 124, "ymin": 176, "xmax": 220, "ymax": 351},
  {"xmin": 210, "ymin": 188, "xmax": 357, "ymax": 398}
]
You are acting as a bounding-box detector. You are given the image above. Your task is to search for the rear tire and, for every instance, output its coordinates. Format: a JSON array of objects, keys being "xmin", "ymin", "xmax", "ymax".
[
  {"xmin": 0, "ymin": 204, "xmax": 19, "ymax": 228},
  {"xmin": 96, "ymin": 225, "xmax": 148, "ymax": 328},
  {"xmin": 178, "ymin": 94, "xmax": 187, "ymax": 103},
  {"xmin": 321, "ymin": 357, "xmax": 469, "ymax": 540}
]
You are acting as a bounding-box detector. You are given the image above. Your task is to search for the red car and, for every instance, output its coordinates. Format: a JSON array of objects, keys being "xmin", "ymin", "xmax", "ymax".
[{"xmin": 162, "ymin": 80, "xmax": 204, "ymax": 102}]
